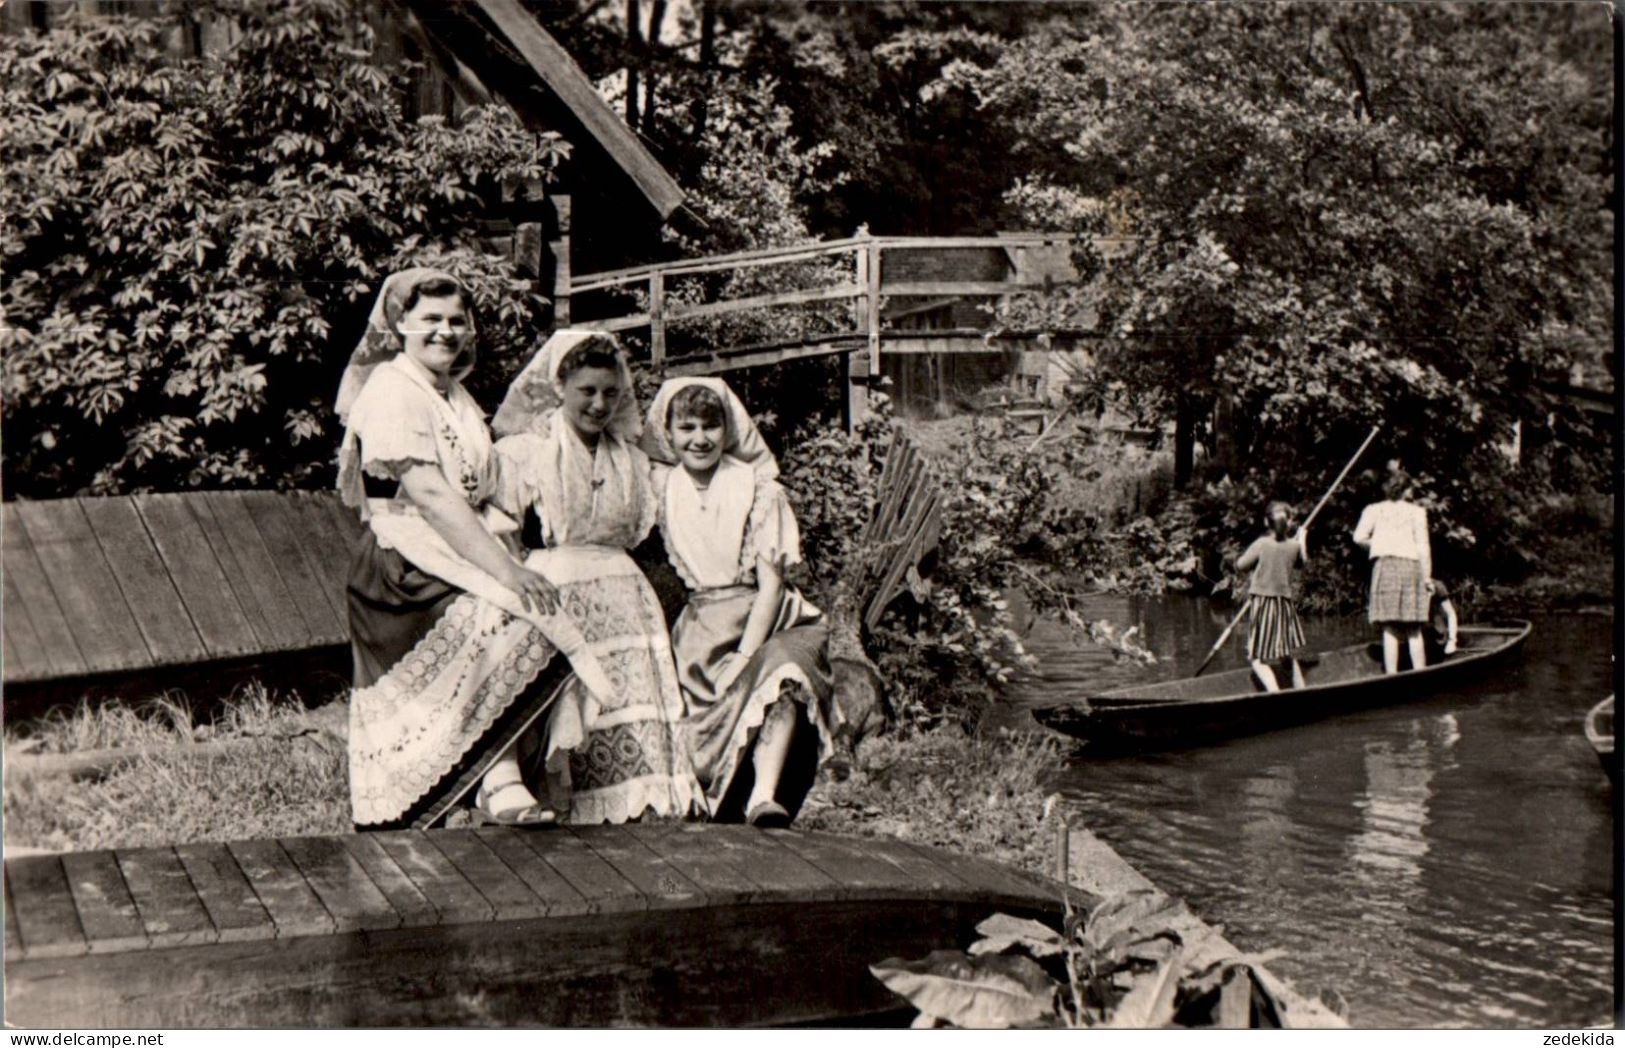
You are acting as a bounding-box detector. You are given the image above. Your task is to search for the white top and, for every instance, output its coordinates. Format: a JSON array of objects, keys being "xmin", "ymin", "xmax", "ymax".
[
  {"xmin": 658, "ymin": 456, "xmax": 804, "ymax": 592},
  {"xmin": 1352, "ymin": 500, "xmax": 1431, "ymax": 580}
]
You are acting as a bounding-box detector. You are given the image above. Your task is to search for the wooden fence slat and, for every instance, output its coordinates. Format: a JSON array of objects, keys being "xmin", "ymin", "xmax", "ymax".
[
  {"xmin": 370, "ymin": 831, "xmax": 493, "ymax": 924},
  {"xmin": 4, "ymin": 875, "xmax": 22, "ymax": 957},
  {"xmin": 289, "ymin": 493, "xmax": 359, "ymax": 616},
  {"xmin": 226, "ymin": 839, "xmax": 337, "ymax": 939},
  {"xmin": 79, "ymin": 497, "xmax": 208, "ymax": 667},
  {"xmin": 14, "ymin": 500, "xmax": 152, "ymax": 673},
  {"xmin": 1, "ymin": 565, "xmax": 46, "ymax": 680},
  {"xmin": 279, "ymin": 836, "xmax": 401, "ymax": 933},
  {"xmin": 172, "ymin": 842, "xmax": 277, "ymax": 943},
  {"xmin": 472, "ymin": 828, "xmax": 591, "ymax": 918},
  {"xmin": 851, "ymin": 837, "xmax": 968, "ymax": 895},
  {"xmin": 428, "ymin": 831, "xmax": 548, "ymax": 921},
  {"xmin": 567, "ymin": 826, "xmax": 703, "ymax": 910},
  {"xmin": 661, "ymin": 824, "xmax": 843, "ymax": 901},
  {"xmin": 7, "ymin": 855, "xmax": 90, "ymax": 959},
  {"xmin": 190, "ymin": 494, "xmax": 314, "ymax": 651},
  {"xmin": 665, "ymin": 283, "xmax": 863, "ymax": 325},
  {"xmin": 61, "ymin": 851, "xmax": 148, "ymax": 953},
  {"xmin": 512, "ymin": 828, "xmax": 646, "ymax": 915},
  {"xmin": 113, "ymin": 848, "xmax": 218, "ymax": 949},
  {"xmin": 769, "ymin": 833, "xmax": 919, "ymax": 900},
  {"xmin": 3, "ymin": 506, "xmax": 92, "ymax": 677},
  {"xmin": 238, "ymin": 492, "xmax": 346, "ymax": 639},
  {"xmin": 907, "ymin": 842, "xmax": 1083, "ymax": 910},
  {"xmin": 337, "ymin": 834, "xmax": 440, "ymax": 928},
  {"xmin": 623, "ymin": 824, "xmax": 760, "ymax": 906},
  {"xmin": 132, "ymin": 494, "xmax": 260, "ymax": 658}
]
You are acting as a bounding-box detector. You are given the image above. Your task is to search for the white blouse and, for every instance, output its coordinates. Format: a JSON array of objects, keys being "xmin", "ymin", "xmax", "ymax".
[
  {"xmin": 1352, "ymin": 499, "xmax": 1431, "ymax": 580},
  {"xmin": 658, "ymin": 456, "xmax": 802, "ymax": 591}
]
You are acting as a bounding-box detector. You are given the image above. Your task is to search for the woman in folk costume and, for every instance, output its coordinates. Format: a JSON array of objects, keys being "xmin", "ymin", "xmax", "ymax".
[
  {"xmin": 641, "ymin": 377, "xmax": 840, "ymax": 828},
  {"xmin": 488, "ymin": 331, "xmax": 705, "ymax": 825},
  {"xmin": 340, "ymin": 268, "xmax": 619, "ymax": 830}
]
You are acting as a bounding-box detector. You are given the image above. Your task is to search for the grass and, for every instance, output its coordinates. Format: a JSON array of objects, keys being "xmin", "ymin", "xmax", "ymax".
[
  {"xmin": 4, "ymin": 678, "xmax": 1065, "ymax": 873},
  {"xmin": 797, "ymin": 725, "xmax": 1067, "ymax": 879},
  {"xmin": 4, "ymin": 683, "xmax": 350, "ymax": 853}
]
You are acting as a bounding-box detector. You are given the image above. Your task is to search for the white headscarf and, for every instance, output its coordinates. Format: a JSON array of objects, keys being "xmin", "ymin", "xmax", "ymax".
[
  {"xmin": 639, "ymin": 376, "xmax": 778, "ymax": 477},
  {"xmin": 492, "ymin": 331, "xmax": 653, "ymax": 548},
  {"xmin": 335, "ymin": 267, "xmax": 475, "ymax": 424},
  {"xmin": 491, "ymin": 329, "xmax": 640, "ymax": 441}
]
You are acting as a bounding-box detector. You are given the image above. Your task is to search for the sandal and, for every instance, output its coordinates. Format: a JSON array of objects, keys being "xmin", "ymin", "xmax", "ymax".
[
  {"xmin": 473, "ymin": 779, "xmax": 557, "ymax": 828},
  {"xmin": 746, "ymin": 800, "xmax": 791, "ymax": 829}
]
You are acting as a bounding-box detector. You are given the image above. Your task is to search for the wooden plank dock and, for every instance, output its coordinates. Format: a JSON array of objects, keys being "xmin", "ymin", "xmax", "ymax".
[
  {"xmin": 1, "ymin": 491, "xmax": 364, "ymax": 686},
  {"xmin": 3, "ymin": 825, "xmax": 1089, "ymax": 1028}
]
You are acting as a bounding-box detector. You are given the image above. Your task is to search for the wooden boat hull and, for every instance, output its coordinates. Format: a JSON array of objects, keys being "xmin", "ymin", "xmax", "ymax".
[
  {"xmin": 1585, "ymin": 696, "xmax": 1616, "ymax": 786},
  {"xmin": 3, "ymin": 824, "xmax": 1086, "ymax": 1028},
  {"xmin": 1033, "ymin": 622, "xmax": 1531, "ymax": 753}
]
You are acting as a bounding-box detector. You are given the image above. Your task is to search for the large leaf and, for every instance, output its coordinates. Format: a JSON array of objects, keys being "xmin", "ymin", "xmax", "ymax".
[
  {"xmin": 871, "ymin": 950, "xmax": 1057, "ymax": 1029},
  {"xmin": 1083, "ymin": 890, "xmax": 1188, "ymax": 950},
  {"xmin": 969, "ymin": 913, "xmax": 1067, "ymax": 958},
  {"xmin": 1105, "ymin": 948, "xmax": 1184, "ymax": 1029}
]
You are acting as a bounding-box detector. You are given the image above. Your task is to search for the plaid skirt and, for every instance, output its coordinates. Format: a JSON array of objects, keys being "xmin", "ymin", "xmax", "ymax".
[
  {"xmin": 1247, "ymin": 595, "xmax": 1306, "ymax": 662},
  {"xmin": 1368, "ymin": 556, "xmax": 1428, "ymax": 625}
]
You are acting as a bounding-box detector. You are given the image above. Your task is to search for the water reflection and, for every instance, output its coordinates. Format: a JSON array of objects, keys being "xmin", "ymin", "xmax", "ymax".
[{"xmin": 1011, "ymin": 600, "xmax": 1615, "ymax": 1028}]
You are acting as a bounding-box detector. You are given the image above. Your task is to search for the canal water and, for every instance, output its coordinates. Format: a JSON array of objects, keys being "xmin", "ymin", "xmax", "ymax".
[{"xmin": 1005, "ymin": 597, "xmax": 1617, "ymax": 1028}]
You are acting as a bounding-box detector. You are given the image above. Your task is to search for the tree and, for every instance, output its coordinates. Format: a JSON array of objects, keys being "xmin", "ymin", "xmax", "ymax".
[
  {"xmin": 938, "ymin": 2, "xmax": 1612, "ymax": 593},
  {"xmin": 1, "ymin": 1, "xmax": 568, "ymax": 497}
]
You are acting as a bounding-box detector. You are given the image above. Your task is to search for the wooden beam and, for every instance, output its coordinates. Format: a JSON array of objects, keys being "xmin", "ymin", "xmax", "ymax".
[
  {"xmin": 582, "ymin": 284, "xmax": 863, "ymax": 335},
  {"xmin": 649, "ymin": 270, "xmax": 666, "ymax": 367},
  {"xmin": 549, "ymin": 195, "xmax": 571, "ymax": 327},
  {"xmin": 661, "ymin": 336, "xmax": 864, "ymax": 376},
  {"xmin": 471, "ymin": 0, "xmax": 684, "ymax": 219},
  {"xmin": 571, "ymin": 236, "xmax": 869, "ymax": 291},
  {"xmin": 393, "ymin": 1, "xmax": 495, "ymax": 109}
]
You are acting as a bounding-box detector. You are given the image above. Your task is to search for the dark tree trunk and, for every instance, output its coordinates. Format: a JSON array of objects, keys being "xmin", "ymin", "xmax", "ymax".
[
  {"xmin": 690, "ymin": 0, "xmax": 717, "ymax": 139},
  {"xmin": 644, "ymin": 0, "xmax": 667, "ymax": 128},
  {"xmin": 625, "ymin": 0, "xmax": 642, "ymax": 129},
  {"xmin": 1174, "ymin": 393, "xmax": 1197, "ymax": 490}
]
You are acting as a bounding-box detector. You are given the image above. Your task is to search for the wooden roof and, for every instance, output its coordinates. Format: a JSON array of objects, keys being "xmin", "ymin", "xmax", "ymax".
[
  {"xmin": 1, "ymin": 492, "xmax": 362, "ymax": 684},
  {"xmin": 403, "ymin": 0, "xmax": 685, "ymax": 220},
  {"xmin": 4, "ymin": 824, "xmax": 1086, "ymax": 1026}
]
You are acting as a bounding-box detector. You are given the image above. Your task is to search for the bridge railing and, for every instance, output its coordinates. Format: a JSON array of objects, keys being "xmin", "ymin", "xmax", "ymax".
[{"xmin": 566, "ymin": 234, "xmax": 1116, "ymax": 375}]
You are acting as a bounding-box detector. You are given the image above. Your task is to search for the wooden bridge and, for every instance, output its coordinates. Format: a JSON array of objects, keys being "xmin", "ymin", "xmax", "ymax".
[
  {"xmin": 560, "ymin": 233, "xmax": 1119, "ymax": 423},
  {"xmin": 3, "ymin": 823, "xmax": 1086, "ymax": 1027}
]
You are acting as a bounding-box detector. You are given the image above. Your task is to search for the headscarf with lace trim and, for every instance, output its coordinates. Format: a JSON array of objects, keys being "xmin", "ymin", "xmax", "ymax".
[
  {"xmin": 491, "ymin": 330, "xmax": 654, "ymax": 548},
  {"xmin": 335, "ymin": 268, "xmax": 481, "ymax": 517},
  {"xmin": 335, "ymin": 267, "xmax": 475, "ymax": 423},
  {"xmin": 639, "ymin": 376, "xmax": 778, "ymax": 477}
]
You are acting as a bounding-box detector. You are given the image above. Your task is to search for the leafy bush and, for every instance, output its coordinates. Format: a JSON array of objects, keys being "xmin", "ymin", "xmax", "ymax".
[
  {"xmin": 1, "ymin": 1, "xmax": 566, "ymax": 496},
  {"xmin": 781, "ymin": 400, "xmax": 1043, "ymax": 725},
  {"xmin": 871, "ymin": 892, "xmax": 1305, "ymax": 1029},
  {"xmin": 781, "ymin": 401, "xmax": 1157, "ymax": 726}
]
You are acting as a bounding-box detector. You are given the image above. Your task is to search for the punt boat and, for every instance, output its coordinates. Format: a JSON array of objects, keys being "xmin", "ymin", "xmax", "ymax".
[{"xmin": 1032, "ymin": 621, "xmax": 1531, "ymax": 753}]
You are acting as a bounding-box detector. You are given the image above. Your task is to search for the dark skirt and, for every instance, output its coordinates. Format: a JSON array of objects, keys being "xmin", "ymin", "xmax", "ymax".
[
  {"xmin": 1368, "ymin": 556, "xmax": 1428, "ymax": 625},
  {"xmin": 1246, "ymin": 594, "xmax": 1306, "ymax": 662},
  {"xmin": 346, "ymin": 530, "xmax": 461, "ymax": 688},
  {"xmin": 346, "ymin": 530, "xmax": 569, "ymax": 830}
]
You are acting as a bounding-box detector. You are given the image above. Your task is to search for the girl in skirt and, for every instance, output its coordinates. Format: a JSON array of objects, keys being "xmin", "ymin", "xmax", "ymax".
[
  {"xmin": 1353, "ymin": 471, "xmax": 1432, "ymax": 674},
  {"xmin": 1236, "ymin": 501, "xmax": 1309, "ymax": 691}
]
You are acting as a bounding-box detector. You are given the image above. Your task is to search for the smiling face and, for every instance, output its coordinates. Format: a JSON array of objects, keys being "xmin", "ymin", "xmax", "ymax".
[
  {"xmin": 668, "ymin": 409, "xmax": 726, "ymax": 479},
  {"xmin": 395, "ymin": 292, "xmax": 471, "ymax": 379},
  {"xmin": 560, "ymin": 365, "xmax": 622, "ymax": 440}
]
